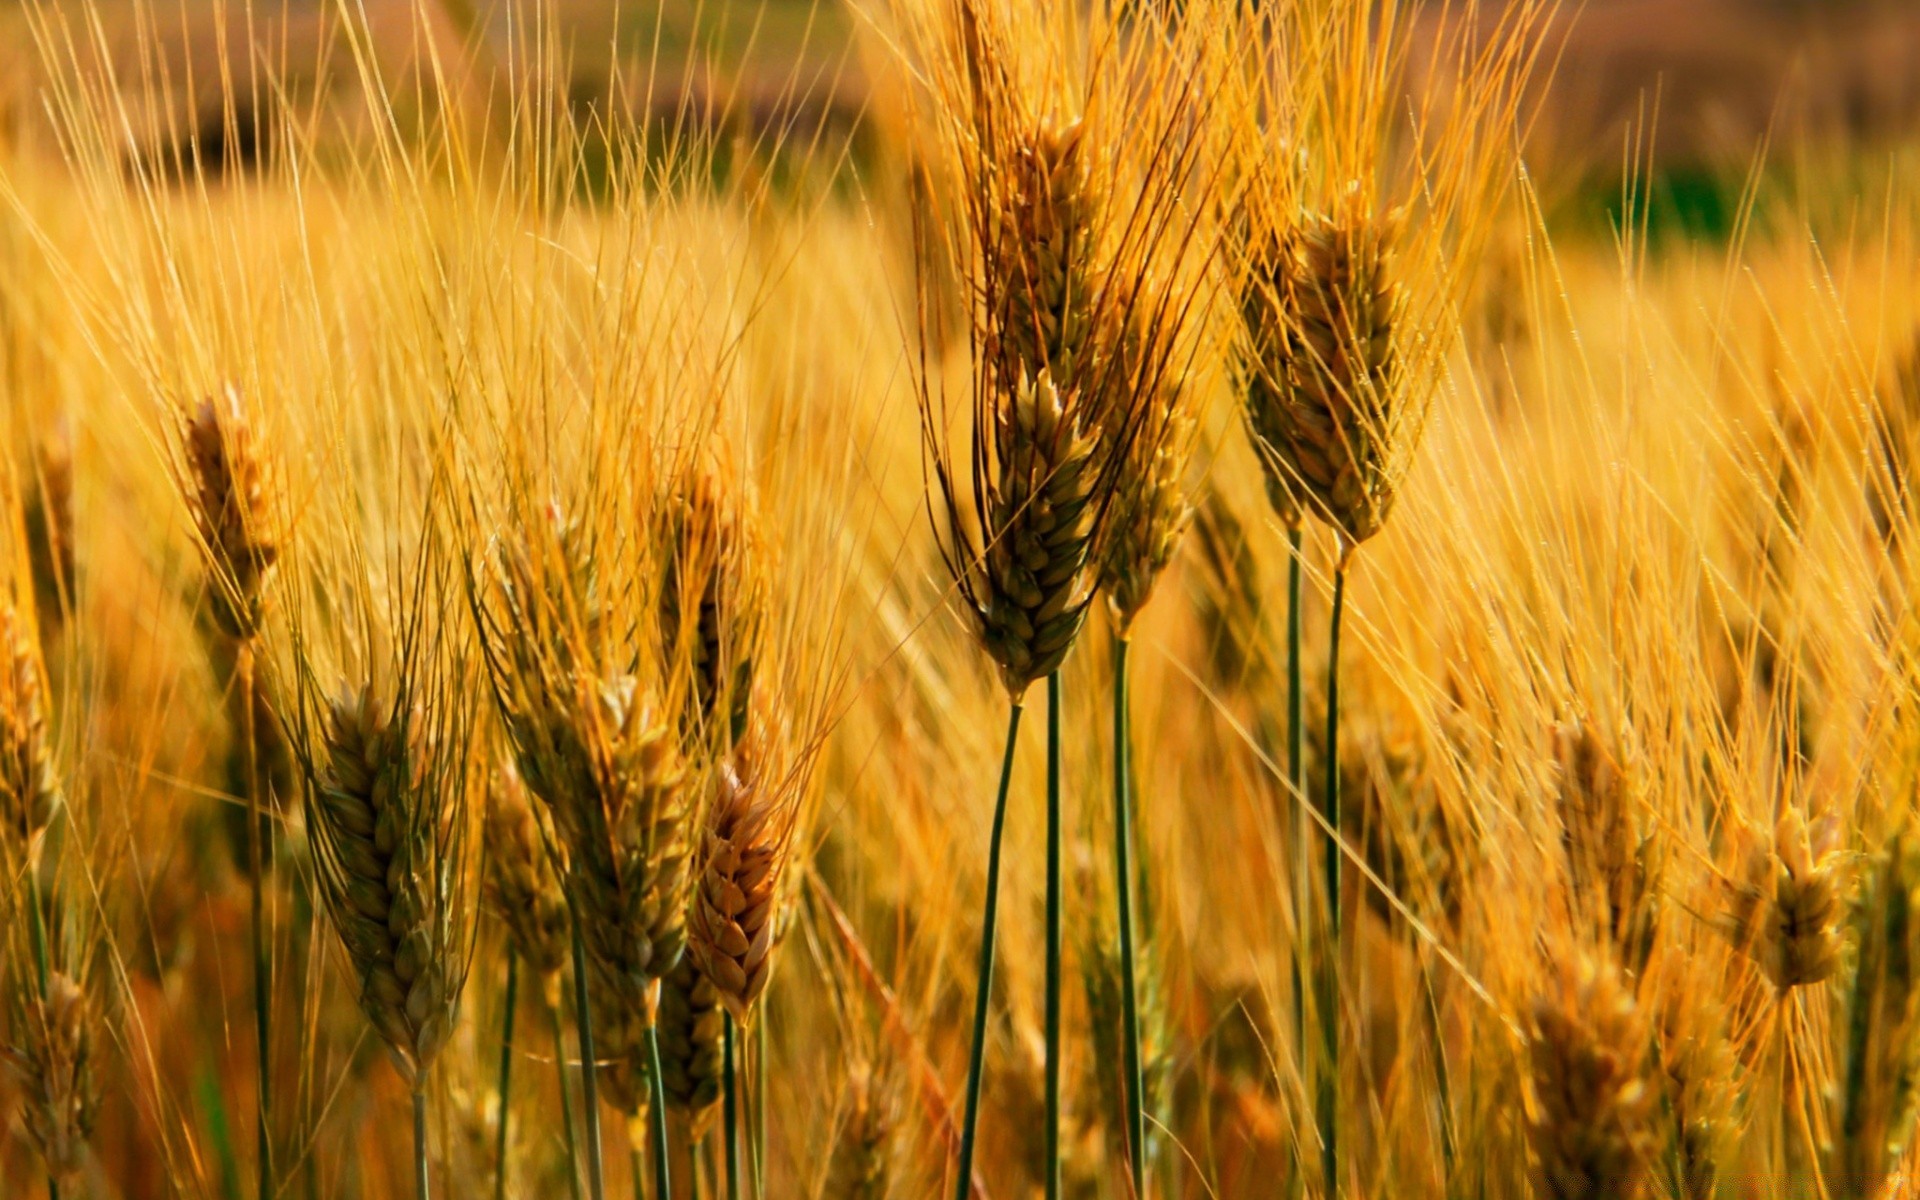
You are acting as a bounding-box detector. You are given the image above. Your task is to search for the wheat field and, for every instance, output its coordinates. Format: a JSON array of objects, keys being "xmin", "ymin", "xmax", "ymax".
[{"xmin": 0, "ymin": 1, "xmax": 1919, "ymax": 1198}]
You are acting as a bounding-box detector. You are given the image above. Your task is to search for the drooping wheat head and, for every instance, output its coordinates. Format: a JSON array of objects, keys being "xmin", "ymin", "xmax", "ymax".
[
  {"xmin": 1527, "ymin": 948, "xmax": 1657, "ymax": 1200},
  {"xmin": 2, "ymin": 970, "xmax": 99, "ymax": 1186},
  {"xmin": 0, "ymin": 600, "xmax": 58, "ymax": 863},
  {"xmin": 484, "ymin": 763, "xmax": 570, "ymax": 980},
  {"xmin": 306, "ymin": 681, "xmax": 471, "ymax": 1084},
  {"xmin": 1723, "ymin": 807, "xmax": 1843, "ymax": 993},
  {"xmin": 1832, "ymin": 832, "xmax": 1920, "ymax": 1200},
  {"xmin": 180, "ymin": 385, "xmax": 280, "ymax": 642}
]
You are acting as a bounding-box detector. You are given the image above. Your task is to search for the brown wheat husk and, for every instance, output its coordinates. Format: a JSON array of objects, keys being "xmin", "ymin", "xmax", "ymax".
[
  {"xmin": 1723, "ymin": 807, "xmax": 1843, "ymax": 993},
  {"xmin": 687, "ymin": 757, "xmax": 783, "ymax": 1023},
  {"xmin": 181, "ymin": 385, "xmax": 279, "ymax": 642},
  {"xmin": 0, "ymin": 601, "xmax": 59, "ymax": 862}
]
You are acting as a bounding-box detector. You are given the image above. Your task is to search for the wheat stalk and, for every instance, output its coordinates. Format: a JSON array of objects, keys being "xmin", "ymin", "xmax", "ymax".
[{"xmin": 177, "ymin": 385, "xmax": 282, "ymax": 1200}]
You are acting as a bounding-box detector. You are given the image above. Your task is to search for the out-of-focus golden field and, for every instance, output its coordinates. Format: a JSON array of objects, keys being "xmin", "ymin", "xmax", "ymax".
[{"xmin": 4, "ymin": 1, "xmax": 1920, "ymax": 1198}]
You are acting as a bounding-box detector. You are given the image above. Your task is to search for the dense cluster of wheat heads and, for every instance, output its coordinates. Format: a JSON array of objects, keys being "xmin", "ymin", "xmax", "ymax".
[{"xmin": 9, "ymin": 0, "xmax": 1920, "ymax": 1197}]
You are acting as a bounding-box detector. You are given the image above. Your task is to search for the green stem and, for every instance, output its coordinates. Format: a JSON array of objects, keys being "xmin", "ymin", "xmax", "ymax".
[
  {"xmin": 240, "ymin": 647, "xmax": 272, "ymax": 1200},
  {"xmin": 494, "ymin": 952, "xmax": 520, "ymax": 1200},
  {"xmin": 1319, "ymin": 556, "xmax": 1348, "ymax": 1199},
  {"xmin": 645, "ymin": 1021, "xmax": 672, "ymax": 1200},
  {"xmin": 552, "ymin": 995, "xmax": 584, "ymax": 1200},
  {"xmin": 1045, "ymin": 671, "xmax": 1063, "ymax": 1200},
  {"xmin": 749, "ymin": 1021, "xmax": 765, "ymax": 1198},
  {"xmin": 413, "ymin": 1086, "xmax": 431, "ymax": 1200},
  {"xmin": 952, "ymin": 701, "xmax": 1025, "ymax": 1200},
  {"xmin": 570, "ymin": 916, "xmax": 607, "ymax": 1200},
  {"xmin": 631, "ymin": 1145, "xmax": 645, "ymax": 1200},
  {"xmin": 1112, "ymin": 638, "xmax": 1146, "ymax": 1197},
  {"xmin": 688, "ymin": 1137, "xmax": 703, "ymax": 1200},
  {"xmin": 723, "ymin": 1014, "xmax": 739, "ymax": 1200},
  {"xmin": 27, "ymin": 869, "xmax": 57, "ymax": 1200}
]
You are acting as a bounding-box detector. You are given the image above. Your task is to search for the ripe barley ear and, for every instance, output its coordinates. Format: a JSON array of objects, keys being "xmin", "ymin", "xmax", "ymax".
[{"xmin": 1527, "ymin": 950, "xmax": 1657, "ymax": 1200}]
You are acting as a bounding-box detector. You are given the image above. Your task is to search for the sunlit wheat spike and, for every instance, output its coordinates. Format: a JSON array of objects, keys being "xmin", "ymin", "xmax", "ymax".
[
  {"xmin": 309, "ymin": 684, "xmax": 460, "ymax": 1082},
  {"xmin": 0, "ymin": 602, "xmax": 59, "ymax": 860},
  {"xmin": 964, "ymin": 369, "xmax": 1103, "ymax": 696},
  {"xmin": 2, "ymin": 971, "xmax": 100, "ymax": 1185},
  {"xmin": 655, "ymin": 953, "xmax": 724, "ymax": 1128},
  {"xmin": 1528, "ymin": 949, "xmax": 1657, "ymax": 1200},
  {"xmin": 688, "ymin": 758, "xmax": 782, "ymax": 1022},
  {"xmin": 484, "ymin": 764, "xmax": 570, "ymax": 979},
  {"xmin": 988, "ymin": 115, "xmax": 1102, "ymax": 398},
  {"xmin": 1254, "ymin": 198, "xmax": 1404, "ymax": 545},
  {"xmin": 181, "ymin": 384, "xmax": 280, "ymax": 640},
  {"xmin": 1833, "ymin": 833, "xmax": 1920, "ymax": 1200},
  {"xmin": 1553, "ymin": 723, "xmax": 1659, "ymax": 973},
  {"xmin": 1238, "ymin": 208, "xmax": 1306, "ymax": 528},
  {"xmin": 1724, "ymin": 807, "xmax": 1843, "ymax": 992},
  {"xmin": 1099, "ymin": 273, "xmax": 1203, "ymax": 630},
  {"xmin": 659, "ymin": 465, "xmax": 767, "ymax": 753}
]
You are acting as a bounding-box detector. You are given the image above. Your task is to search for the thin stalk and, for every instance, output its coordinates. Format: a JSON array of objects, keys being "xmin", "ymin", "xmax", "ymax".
[
  {"xmin": 27, "ymin": 869, "xmax": 57, "ymax": 1200},
  {"xmin": 952, "ymin": 701, "xmax": 1026, "ymax": 1200},
  {"xmin": 723, "ymin": 1014, "xmax": 739, "ymax": 1200},
  {"xmin": 688, "ymin": 1138, "xmax": 703, "ymax": 1200},
  {"xmin": 1045, "ymin": 671, "xmax": 1064, "ymax": 1200},
  {"xmin": 239, "ymin": 646, "xmax": 272, "ymax": 1200},
  {"xmin": 494, "ymin": 952, "xmax": 520, "ymax": 1200},
  {"xmin": 751, "ymin": 1021, "xmax": 765, "ymax": 1198},
  {"xmin": 413, "ymin": 1086, "xmax": 431, "ymax": 1200},
  {"xmin": 1318, "ymin": 555, "xmax": 1348, "ymax": 1198},
  {"xmin": 570, "ymin": 915, "xmax": 607, "ymax": 1200},
  {"xmin": 1111, "ymin": 636, "xmax": 1146, "ymax": 1197},
  {"xmin": 646, "ymin": 1021, "xmax": 672, "ymax": 1200},
  {"xmin": 631, "ymin": 1145, "xmax": 645, "ymax": 1200},
  {"xmin": 551, "ymin": 996, "xmax": 584, "ymax": 1200}
]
